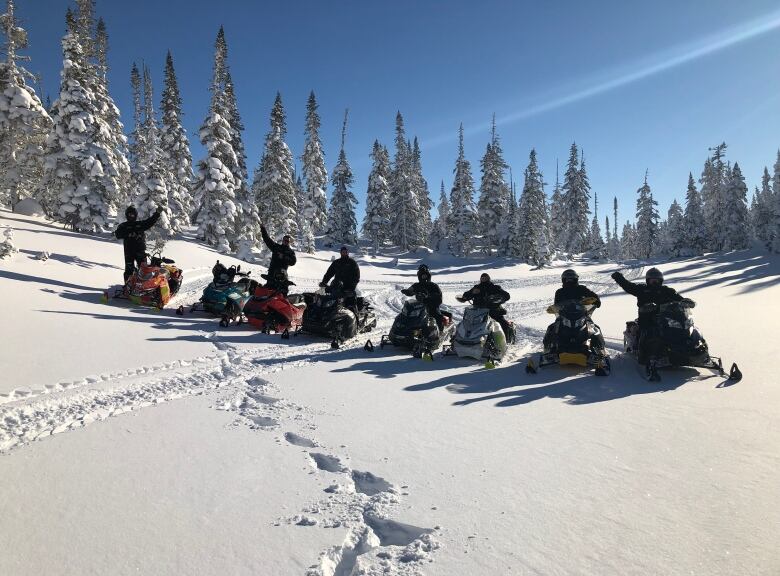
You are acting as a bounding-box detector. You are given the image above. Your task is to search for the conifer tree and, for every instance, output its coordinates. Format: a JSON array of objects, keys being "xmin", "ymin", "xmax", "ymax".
[
  {"xmin": 561, "ymin": 143, "xmax": 590, "ymax": 253},
  {"xmin": 700, "ymin": 143, "xmax": 728, "ymax": 251},
  {"xmin": 448, "ymin": 123, "xmax": 478, "ymax": 257},
  {"xmin": 0, "ymin": 0, "xmax": 51, "ymax": 209},
  {"xmin": 301, "ymin": 91, "xmax": 328, "ymax": 234},
  {"xmin": 411, "ymin": 136, "xmax": 432, "ymax": 246},
  {"xmin": 325, "ymin": 110, "xmax": 357, "ymax": 245},
  {"xmin": 664, "ymin": 199, "xmax": 685, "ymax": 257},
  {"xmin": 253, "ymin": 92, "xmax": 297, "ymax": 243},
  {"xmin": 517, "ymin": 149, "xmax": 550, "ymax": 265},
  {"xmin": 388, "ymin": 112, "xmax": 419, "ymax": 250},
  {"xmin": 477, "ymin": 116, "xmax": 510, "ymax": 253},
  {"xmin": 682, "ymin": 172, "xmax": 707, "ymax": 256},
  {"xmin": 362, "ymin": 140, "xmax": 391, "ymax": 254},
  {"xmin": 588, "ymin": 187, "xmax": 605, "ymax": 257},
  {"xmin": 548, "ymin": 161, "xmax": 565, "ymax": 253},
  {"xmin": 621, "ymin": 221, "xmax": 635, "ymax": 259},
  {"xmin": 159, "ymin": 51, "xmax": 193, "ymax": 233},
  {"xmin": 431, "ymin": 180, "xmax": 451, "ymax": 251},
  {"xmin": 722, "ymin": 162, "xmax": 750, "ymax": 251},
  {"xmin": 192, "ymin": 26, "xmax": 239, "ymax": 252},
  {"xmin": 634, "ymin": 172, "xmax": 658, "ymax": 259},
  {"xmin": 750, "ymin": 167, "xmax": 773, "ymax": 249}
]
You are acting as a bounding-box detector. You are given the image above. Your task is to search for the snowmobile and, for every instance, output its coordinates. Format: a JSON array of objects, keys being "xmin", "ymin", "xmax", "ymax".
[
  {"xmin": 103, "ymin": 252, "xmax": 182, "ymax": 310},
  {"xmin": 189, "ymin": 261, "xmax": 257, "ymax": 325},
  {"xmin": 301, "ymin": 282, "xmax": 377, "ymax": 349},
  {"xmin": 242, "ymin": 275, "xmax": 306, "ymax": 336},
  {"xmin": 379, "ymin": 289, "xmax": 455, "ymax": 361},
  {"xmin": 443, "ymin": 293, "xmax": 514, "ymax": 368},
  {"xmin": 525, "ymin": 298, "xmax": 610, "ymax": 376},
  {"xmin": 623, "ymin": 299, "xmax": 742, "ymax": 382}
]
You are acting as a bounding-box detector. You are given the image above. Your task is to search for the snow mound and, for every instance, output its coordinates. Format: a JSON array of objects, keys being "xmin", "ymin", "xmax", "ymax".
[{"xmin": 13, "ymin": 197, "xmax": 44, "ymax": 217}]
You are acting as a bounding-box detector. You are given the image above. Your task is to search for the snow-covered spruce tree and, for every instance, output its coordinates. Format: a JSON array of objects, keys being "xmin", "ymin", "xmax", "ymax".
[
  {"xmin": 700, "ymin": 142, "xmax": 728, "ymax": 251},
  {"xmin": 504, "ymin": 180, "xmax": 521, "ymax": 258},
  {"xmin": 325, "ymin": 110, "xmax": 357, "ymax": 245},
  {"xmin": 192, "ymin": 27, "xmax": 239, "ymax": 253},
  {"xmin": 750, "ymin": 166, "xmax": 773, "ymax": 249},
  {"xmin": 362, "ymin": 139, "xmax": 391, "ymax": 255},
  {"xmin": 0, "ymin": 0, "xmax": 51, "ymax": 209},
  {"xmin": 448, "ymin": 123, "xmax": 478, "ymax": 257},
  {"xmin": 477, "ymin": 116, "xmax": 510, "ymax": 254},
  {"xmin": 664, "ymin": 199, "xmax": 685, "ymax": 257},
  {"xmin": 608, "ymin": 196, "xmax": 621, "ymax": 258},
  {"xmin": 0, "ymin": 224, "xmax": 15, "ymax": 257},
  {"xmin": 295, "ymin": 174, "xmax": 314, "ymax": 254},
  {"xmin": 517, "ymin": 149, "xmax": 550, "ymax": 266},
  {"xmin": 159, "ymin": 51, "xmax": 193, "ymax": 233},
  {"xmin": 605, "ymin": 215, "xmax": 611, "ymax": 252},
  {"xmin": 301, "ymin": 90, "xmax": 328, "ymax": 234},
  {"xmin": 722, "ymin": 162, "xmax": 750, "ymax": 251},
  {"xmin": 621, "ymin": 221, "xmax": 636, "ymax": 259},
  {"xmin": 431, "ymin": 180, "xmax": 451, "ymax": 250},
  {"xmin": 127, "ymin": 62, "xmax": 144, "ymax": 193},
  {"xmin": 411, "ymin": 137, "xmax": 432, "ymax": 246},
  {"xmin": 560, "ymin": 143, "xmax": 590, "ymax": 254},
  {"xmin": 588, "ymin": 187, "xmax": 605, "ymax": 258},
  {"xmin": 548, "ymin": 162, "xmax": 565, "ymax": 254},
  {"xmin": 682, "ymin": 173, "xmax": 706, "ymax": 256},
  {"xmin": 253, "ymin": 92, "xmax": 297, "ymax": 245},
  {"xmin": 40, "ymin": 13, "xmax": 124, "ymax": 232},
  {"xmin": 634, "ymin": 173, "xmax": 659, "ymax": 259},
  {"xmin": 771, "ymin": 151, "xmax": 780, "ymax": 253},
  {"xmin": 387, "ymin": 112, "xmax": 419, "ymax": 250}
]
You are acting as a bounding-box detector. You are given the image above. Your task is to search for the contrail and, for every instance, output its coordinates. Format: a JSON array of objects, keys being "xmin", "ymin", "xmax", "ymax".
[{"xmin": 424, "ymin": 8, "xmax": 780, "ymax": 149}]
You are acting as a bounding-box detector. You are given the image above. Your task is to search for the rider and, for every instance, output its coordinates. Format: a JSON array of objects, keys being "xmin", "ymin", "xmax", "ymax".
[
  {"xmin": 544, "ymin": 269, "xmax": 605, "ymax": 353},
  {"xmin": 260, "ymin": 224, "xmax": 296, "ymax": 294},
  {"xmin": 115, "ymin": 205, "xmax": 162, "ymax": 282},
  {"xmin": 456, "ymin": 272, "xmax": 514, "ymax": 342},
  {"xmin": 611, "ymin": 267, "xmax": 690, "ymax": 362},
  {"xmin": 320, "ymin": 245, "xmax": 361, "ymax": 305},
  {"xmin": 401, "ymin": 264, "xmax": 448, "ymax": 329}
]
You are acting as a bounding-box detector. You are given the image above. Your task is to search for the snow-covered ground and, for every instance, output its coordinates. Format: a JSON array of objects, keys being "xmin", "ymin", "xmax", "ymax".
[{"xmin": 1, "ymin": 208, "xmax": 778, "ymax": 575}]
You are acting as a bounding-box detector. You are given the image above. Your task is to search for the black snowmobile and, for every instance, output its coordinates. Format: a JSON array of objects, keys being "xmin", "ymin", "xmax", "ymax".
[
  {"xmin": 301, "ymin": 282, "xmax": 377, "ymax": 349},
  {"xmin": 623, "ymin": 299, "xmax": 742, "ymax": 382},
  {"xmin": 380, "ymin": 289, "xmax": 455, "ymax": 360},
  {"xmin": 526, "ymin": 298, "xmax": 610, "ymax": 376}
]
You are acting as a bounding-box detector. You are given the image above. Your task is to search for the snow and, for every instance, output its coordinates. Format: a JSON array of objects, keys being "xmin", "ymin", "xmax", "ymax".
[
  {"xmin": 12, "ymin": 197, "xmax": 44, "ymax": 216},
  {"xmin": 1, "ymin": 208, "xmax": 779, "ymax": 575}
]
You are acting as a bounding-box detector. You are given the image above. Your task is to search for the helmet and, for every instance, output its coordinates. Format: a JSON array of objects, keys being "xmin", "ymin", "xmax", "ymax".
[
  {"xmin": 561, "ymin": 269, "xmax": 579, "ymax": 284},
  {"xmin": 417, "ymin": 264, "xmax": 431, "ymax": 282},
  {"xmin": 125, "ymin": 205, "xmax": 138, "ymax": 220},
  {"xmin": 480, "ymin": 272, "xmax": 491, "ymax": 283},
  {"xmin": 646, "ymin": 267, "xmax": 664, "ymax": 286},
  {"xmin": 282, "ymin": 234, "xmax": 292, "ymax": 245}
]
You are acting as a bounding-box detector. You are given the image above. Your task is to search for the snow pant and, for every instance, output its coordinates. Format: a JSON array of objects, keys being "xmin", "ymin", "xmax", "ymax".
[{"xmin": 124, "ymin": 252, "xmax": 147, "ymax": 282}]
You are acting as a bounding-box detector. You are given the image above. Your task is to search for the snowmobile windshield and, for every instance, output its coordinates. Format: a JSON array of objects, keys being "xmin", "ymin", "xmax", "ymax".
[{"xmin": 403, "ymin": 301, "xmax": 426, "ymax": 317}]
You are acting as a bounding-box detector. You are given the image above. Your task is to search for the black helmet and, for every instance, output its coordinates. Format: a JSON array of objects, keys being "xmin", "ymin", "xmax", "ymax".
[
  {"xmin": 646, "ymin": 267, "xmax": 664, "ymax": 285},
  {"xmin": 417, "ymin": 264, "xmax": 431, "ymax": 281},
  {"xmin": 561, "ymin": 269, "xmax": 579, "ymax": 284},
  {"xmin": 125, "ymin": 205, "xmax": 138, "ymax": 220},
  {"xmin": 480, "ymin": 272, "xmax": 491, "ymax": 283}
]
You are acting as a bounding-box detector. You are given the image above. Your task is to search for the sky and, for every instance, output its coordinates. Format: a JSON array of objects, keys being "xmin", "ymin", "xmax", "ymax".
[{"xmin": 16, "ymin": 0, "xmax": 780, "ymax": 227}]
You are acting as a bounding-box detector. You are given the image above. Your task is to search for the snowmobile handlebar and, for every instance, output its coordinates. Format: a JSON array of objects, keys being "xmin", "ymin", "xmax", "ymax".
[
  {"xmin": 639, "ymin": 299, "xmax": 695, "ymax": 315},
  {"xmin": 547, "ymin": 298, "xmax": 598, "ymax": 315}
]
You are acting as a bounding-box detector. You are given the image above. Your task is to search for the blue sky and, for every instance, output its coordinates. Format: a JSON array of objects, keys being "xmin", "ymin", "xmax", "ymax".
[{"xmin": 18, "ymin": 0, "xmax": 780, "ymax": 226}]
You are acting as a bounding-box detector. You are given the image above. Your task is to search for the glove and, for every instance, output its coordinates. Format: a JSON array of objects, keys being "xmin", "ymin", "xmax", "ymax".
[
  {"xmin": 611, "ymin": 272, "xmax": 622, "ymax": 281},
  {"xmin": 319, "ymin": 281, "xmax": 328, "ymax": 288},
  {"xmin": 472, "ymin": 287, "xmax": 480, "ymax": 294},
  {"xmin": 546, "ymin": 305, "xmax": 558, "ymax": 314},
  {"xmin": 155, "ymin": 206, "xmax": 163, "ymax": 215},
  {"xmin": 681, "ymin": 298, "xmax": 696, "ymax": 308},
  {"xmin": 581, "ymin": 297, "xmax": 597, "ymax": 305},
  {"xmin": 456, "ymin": 296, "xmax": 466, "ymax": 303},
  {"xmin": 401, "ymin": 288, "xmax": 413, "ymax": 296}
]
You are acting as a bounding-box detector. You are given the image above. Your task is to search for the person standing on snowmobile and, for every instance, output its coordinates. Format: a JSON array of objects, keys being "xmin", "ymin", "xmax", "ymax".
[
  {"xmin": 544, "ymin": 269, "xmax": 605, "ymax": 352},
  {"xmin": 320, "ymin": 246, "xmax": 360, "ymax": 295},
  {"xmin": 115, "ymin": 205, "xmax": 163, "ymax": 282},
  {"xmin": 611, "ymin": 268, "xmax": 690, "ymax": 362},
  {"xmin": 260, "ymin": 224, "xmax": 296, "ymax": 294},
  {"xmin": 401, "ymin": 264, "xmax": 447, "ymax": 329},
  {"xmin": 457, "ymin": 273, "xmax": 514, "ymax": 342}
]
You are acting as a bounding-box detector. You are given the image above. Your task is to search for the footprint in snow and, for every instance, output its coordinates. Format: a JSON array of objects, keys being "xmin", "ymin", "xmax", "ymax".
[
  {"xmin": 351, "ymin": 470, "xmax": 392, "ymax": 496},
  {"xmin": 248, "ymin": 415, "xmax": 278, "ymax": 428},
  {"xmin": 285, "ymin": 432, "xmax": 317, "ymax": 448},
  {"xmin": 309, "ymin": 452, "xmax": 348, "ymax": 473}
]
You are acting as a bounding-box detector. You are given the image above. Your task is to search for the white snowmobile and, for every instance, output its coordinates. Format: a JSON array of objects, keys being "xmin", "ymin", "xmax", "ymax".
[{"xmin": 443, "ymin": 293, "xmax": 511, "ymax": 368}]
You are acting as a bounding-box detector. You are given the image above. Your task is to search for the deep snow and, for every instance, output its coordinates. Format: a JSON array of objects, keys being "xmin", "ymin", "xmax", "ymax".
[{"xmin": 0, "ymin": 208, "xmax": 778, "ymax": 575}]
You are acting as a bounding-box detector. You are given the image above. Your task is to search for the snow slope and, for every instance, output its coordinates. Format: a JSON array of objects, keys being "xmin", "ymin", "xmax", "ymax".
[{"xmin": 0, "ymin": 209, "xmax": 778, "ymax": 575}]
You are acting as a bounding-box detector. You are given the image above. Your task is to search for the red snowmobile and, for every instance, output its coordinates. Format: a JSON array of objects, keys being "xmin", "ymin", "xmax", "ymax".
[
  {"xmin": 103, "ymin": 252, "xmax": 183, "ymax": 310},
  {"xmin": 241, "ymin": 275, "xmax": 306, "ymax": 337}
]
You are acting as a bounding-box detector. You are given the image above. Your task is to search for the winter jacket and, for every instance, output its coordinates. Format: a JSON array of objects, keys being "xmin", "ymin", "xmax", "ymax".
[
  {"xmin": 554, "ymin": 284, "xmax": 601, "ymax": 306},
  {"xmin": 322, "ymin": 256, "xmax": 360, "ymax": 291},
  {"xmin": 460, "ymin": 281, "xmax": 510, "ymax": 309},
  {"xmin": 612, "ymin": 271, "xmax": 684, "ymax": 326},
  {"xmin": 115, "ymin": 212, "xmax": 161, "ymax": 259},
  {"xmin": 261, "ymin": 226, "xmax": 296, "ymax": 279},
  {"xmin": 401, "ymin": 280, "xmax": 443, "ymax": 313}
]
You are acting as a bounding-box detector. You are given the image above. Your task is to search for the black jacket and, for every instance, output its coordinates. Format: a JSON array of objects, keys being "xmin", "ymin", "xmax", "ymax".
[
  {"xmin": 261, "ymin": 226, "xmax": 296, "ymax": 278},
  {"xmin": 323, "ymin": 256, "xmax": 360, "ymax": 291},
  {"xmin": 612, "ymin": 271, "xmax": 684, "ymax": 325},
  {"xmin": 115, "ymin": 212, "xmax": 160, "ymax": 258},
  {"xmin": 460, "ymin": 281, "xmax": 510, "ymax": 309},
  {"xmin": 401, "ymin": 280, "xmax": 443, "ymax": 312},
  {"xmin": 554, "ymin": 284, "xmax": 600, "ymax": 306}
]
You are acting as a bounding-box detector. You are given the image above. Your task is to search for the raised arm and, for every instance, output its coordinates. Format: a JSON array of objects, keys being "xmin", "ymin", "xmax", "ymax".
[{"xmin": 611, "ymin": 271, "xmax": 642, "ymax": 297}]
